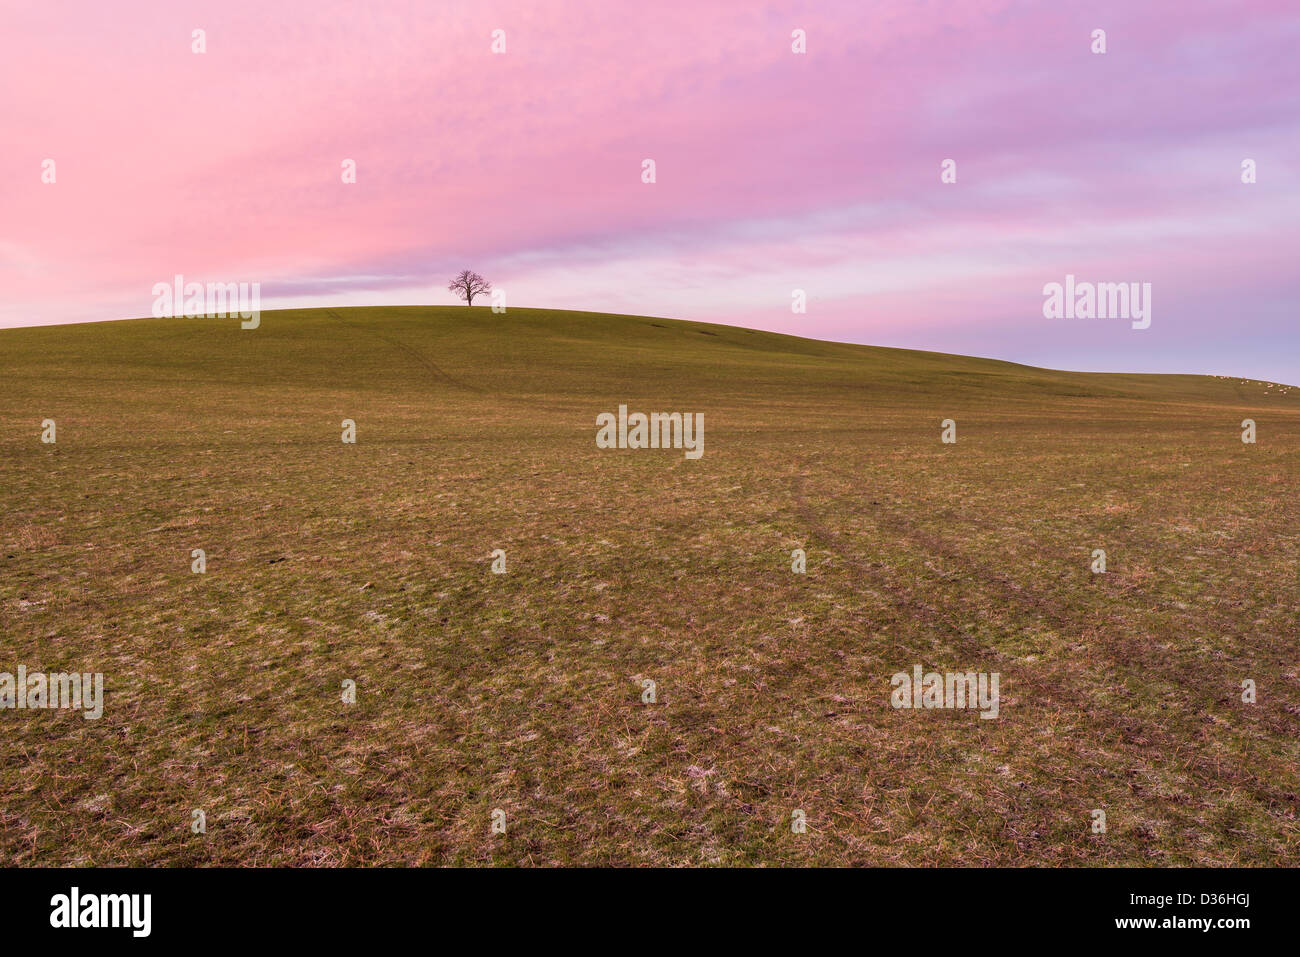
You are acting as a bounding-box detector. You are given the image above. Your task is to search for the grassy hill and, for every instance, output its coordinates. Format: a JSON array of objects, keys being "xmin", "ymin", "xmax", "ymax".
[{"xmin": 2, "ymin": 306, "xmax": 1298, "ymax": 865}]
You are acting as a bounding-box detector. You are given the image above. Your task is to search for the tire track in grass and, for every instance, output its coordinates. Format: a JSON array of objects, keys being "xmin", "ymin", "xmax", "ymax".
[
  {"xmin": 791, "ymin": 466, "xmax": 1008, "ymax": 669},
  {"xmin": 791, "ymin": 464, "xmax": 1297, "ymax": 820},
  {"xmin": 795, "ymin": 454, "xmax": 1267, "ymax": 701},
  {"xmin": 803, "ymin": 459, "xmax": 1297, "ymax": 736}
]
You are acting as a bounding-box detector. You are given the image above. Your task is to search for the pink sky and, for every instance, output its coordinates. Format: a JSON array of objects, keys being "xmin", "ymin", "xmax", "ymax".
[{"xmin": 2, "ymin": 0, "xmax": 1298, "ymax": 381}]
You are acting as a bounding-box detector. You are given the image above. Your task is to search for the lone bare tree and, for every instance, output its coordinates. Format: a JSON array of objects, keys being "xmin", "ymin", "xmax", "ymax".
[{"xmin": 448, "ymin": 269, "xmax": 491, "ymax": 306}]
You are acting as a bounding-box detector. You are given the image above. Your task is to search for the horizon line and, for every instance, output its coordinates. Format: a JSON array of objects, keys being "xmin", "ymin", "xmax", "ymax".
[{"xmin": 3, "ymin": 302, "xmax": 1297, "ymax": 389}]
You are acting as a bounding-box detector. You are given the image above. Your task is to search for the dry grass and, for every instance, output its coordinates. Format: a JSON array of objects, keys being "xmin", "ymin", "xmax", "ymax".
[{"xmin": 0, "ymin": 306, "xmax": 1297, "ymax": 866}]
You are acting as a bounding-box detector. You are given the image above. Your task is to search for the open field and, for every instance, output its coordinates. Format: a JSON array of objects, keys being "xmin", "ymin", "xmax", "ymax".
[{"xmin": 1, "ymin": 306, "xmax": 1298, "ymax": 866}]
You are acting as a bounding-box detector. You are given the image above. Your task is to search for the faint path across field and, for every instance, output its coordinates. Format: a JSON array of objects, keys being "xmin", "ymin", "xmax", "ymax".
[{"xmin": 324, "ymin": 308, "xmax": 486, "ymax": 394}]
